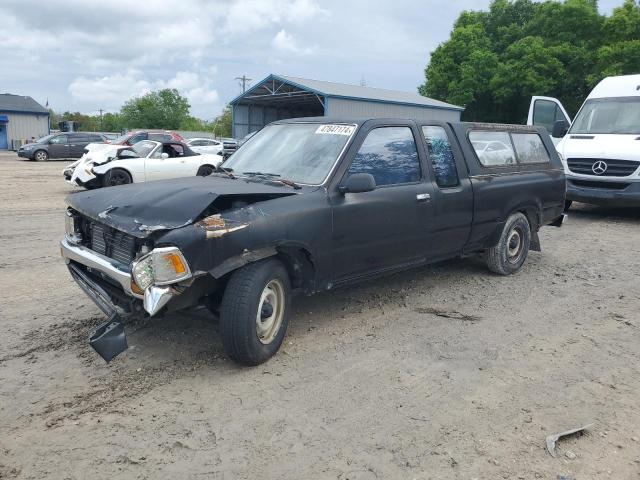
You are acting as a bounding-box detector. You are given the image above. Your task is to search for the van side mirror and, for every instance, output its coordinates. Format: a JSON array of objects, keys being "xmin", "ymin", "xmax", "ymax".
[
  {"xmin": 339, "ymin": 173, "xmax": 376, "ymax": 194},
  {"xmin": 161, "ymin": 153, "xmax": 169, "ymax": 159},
  {"xmin": 552, "ymin": 120, "xmax": 569, "ymax": 138}
]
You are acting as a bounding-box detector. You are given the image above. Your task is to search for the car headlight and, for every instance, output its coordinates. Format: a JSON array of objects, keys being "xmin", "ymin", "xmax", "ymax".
[
  {"xmin": 65, "ymin": 210, "xmax": 82, "ymax": 243},
  {"xmin": 131, "ymin": 247, "xmax": 191, "ymax": 290}
]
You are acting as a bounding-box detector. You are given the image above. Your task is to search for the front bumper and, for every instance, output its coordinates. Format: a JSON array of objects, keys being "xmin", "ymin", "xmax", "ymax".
[
  {"xmin": 17, "ymin": 150, "xmax": 33, "ymax": 159},
  {"xmin": 567, "ymin": 178, "xmax": 640, "ymax": 207},
  {"xmin": 60, "ymin": 238, "xmax": 176, "ymax": 316}
]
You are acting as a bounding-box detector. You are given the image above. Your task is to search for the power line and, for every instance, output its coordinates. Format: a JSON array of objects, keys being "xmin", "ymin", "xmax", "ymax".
[{"xmin": 235, "ymin": 75, "xmax": 252, "ymax": 93}]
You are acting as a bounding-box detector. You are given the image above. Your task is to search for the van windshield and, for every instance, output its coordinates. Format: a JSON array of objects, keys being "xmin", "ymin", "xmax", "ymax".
[
  {"xmin": 224, "ymin": 123, "xmax": 356, "ymax": 184},
  {"xmin": 569, "ymin": 97, "xmax": 640, "ymax": 135}
]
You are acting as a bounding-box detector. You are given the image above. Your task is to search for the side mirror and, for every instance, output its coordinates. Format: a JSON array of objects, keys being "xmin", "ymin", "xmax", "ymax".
[
  {"xmin": 161, "ymin": 153, "xmax": 169, "ymax": 159},
  {"xmin": 216, "ymin": 151, "xmax": 224, "ymax": 156},
  {"xmin": 339, "ymin": 173, "xmax": 376, "ymax": 194},
  {"xmin": 552, "ymin": 120, "xmax": 569, "ymax": 138}
]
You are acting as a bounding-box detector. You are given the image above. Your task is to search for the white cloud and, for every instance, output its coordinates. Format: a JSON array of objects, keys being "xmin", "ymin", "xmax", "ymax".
[
  {"xmin": 271, "ymin": 29, "xmax": 314, "ymax": 55},
  {"xmin": 223, "ymin": 0, "xmax": 327, "ymax": 35},
  {"xmin": 69, "ymin": 70, "xmax": 220, "ymax": 118}
]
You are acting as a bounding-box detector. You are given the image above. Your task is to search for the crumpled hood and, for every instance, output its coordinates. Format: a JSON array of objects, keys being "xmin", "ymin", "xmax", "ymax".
[{"xmin": 66, "ymin": 175, "xmax": 304, "ymax": 238}]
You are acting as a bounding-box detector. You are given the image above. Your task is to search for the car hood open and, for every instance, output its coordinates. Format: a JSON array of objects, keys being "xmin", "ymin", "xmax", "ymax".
[{"xmin": 66, "ymin": 175, "xmax": 304, "ymax": 238}]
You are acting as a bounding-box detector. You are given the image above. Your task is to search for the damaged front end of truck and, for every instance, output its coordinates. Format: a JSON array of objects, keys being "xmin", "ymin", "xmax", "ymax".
[{"xmin": 60, "ymin": 175, "xmax": 306, "ymax": 362}]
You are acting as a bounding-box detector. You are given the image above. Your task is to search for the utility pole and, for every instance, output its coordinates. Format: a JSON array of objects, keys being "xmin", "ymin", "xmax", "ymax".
[
  {"xmin": 235, "ymin": 75, "xmax": 252, "ymax": 93},
  {"xmin": 98, "ymin": 108, "xmax": 104, "ymax": 131}
]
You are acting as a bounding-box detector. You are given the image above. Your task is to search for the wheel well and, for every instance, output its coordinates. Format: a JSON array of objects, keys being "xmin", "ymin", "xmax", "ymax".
[
  {"xmin": 106, "ymin": 167, "xmax": 133, "ymax": 179},
  {"xmin": 518, "ymin": 207, "xmax": 540, "ymax": 232},
  {"xmin": 275, "ymin": 246, "xmax": 316, "ymax": 292}
]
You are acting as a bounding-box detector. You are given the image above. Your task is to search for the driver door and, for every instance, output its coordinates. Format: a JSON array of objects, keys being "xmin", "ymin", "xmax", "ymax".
[
  {"xmin": 145, "ymin": 143, "xmax": 193, "ymax": 181},
  {"xmin": 527, "ymin": 96, "xmax": 571, "ymax": 146},
  {"xmin": 48, "ymin": 134, "xmax": 70, "ymax": 159},
  {"xmin": 330, "ymin": 124, "xmax": 435, "ymax": 282}
]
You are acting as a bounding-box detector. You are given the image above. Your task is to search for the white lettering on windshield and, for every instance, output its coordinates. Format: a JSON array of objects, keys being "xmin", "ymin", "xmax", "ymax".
[{"xmin": 315, "ymin": 125, "xmax": 356, "ymax": 136}]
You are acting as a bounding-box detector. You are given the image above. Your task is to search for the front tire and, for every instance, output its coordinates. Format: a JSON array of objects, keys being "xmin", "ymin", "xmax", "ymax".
[
  {"xmin": 220, "ymin": 259, "xmax": 291, "ymax": 366},
  {"xmin": 485, "ymin": 212, "xmax": 531, "ymax": 275},
  {"xmin": 197, "ymin": 164, "xmax": 214, "ymax": 176},
  {"xmin": 102, "ymin": 168, "xmax": 132, "ymax": 187},
  {"xmin": 34, "ymin": 150, "xmax": 48, "ymax": 161}
]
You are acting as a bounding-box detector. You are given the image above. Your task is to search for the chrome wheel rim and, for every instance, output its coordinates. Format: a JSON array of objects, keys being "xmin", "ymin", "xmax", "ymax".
[
  {"xmin": 506, "ymin": 227, "xmax": 524, "ymax": 263},
  {"xmin": 36, "ymin": 151, "xmax": 46, "ymax": 161},
  {"xmin": 256, "ymin": 279, "xmax": 285, "ymax": 344}
]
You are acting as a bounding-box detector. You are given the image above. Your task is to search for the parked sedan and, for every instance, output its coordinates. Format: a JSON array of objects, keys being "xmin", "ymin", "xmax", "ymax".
[
  {"xmin": 64, "ymin": 140, "xmax": 223, "ymax": 188},
  {"xmin": 186, "ymin": 137, "xmax": 223, "ymax": 155},
  {"xmin": 18, "ymin": 132, "xmax": 107, "ymax": 161}
]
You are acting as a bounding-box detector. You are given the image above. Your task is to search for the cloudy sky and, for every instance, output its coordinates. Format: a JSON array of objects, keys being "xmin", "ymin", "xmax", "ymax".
[{"xmin": 0, "ymin": 0, "xmax": 620, "ymax": 120}]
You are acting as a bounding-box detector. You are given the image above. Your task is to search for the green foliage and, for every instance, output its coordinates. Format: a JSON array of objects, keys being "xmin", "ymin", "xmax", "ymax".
[
  {"xmin": 212, "ymin": 106, "xmax": 232, "ymax": 138},
  {"xmin": 120, "ymin": 89, "xmax": 191, "ymax": 130},
  {"xmin": 420, "ymin": 0, "xmax": 640, "ymax": 122}
]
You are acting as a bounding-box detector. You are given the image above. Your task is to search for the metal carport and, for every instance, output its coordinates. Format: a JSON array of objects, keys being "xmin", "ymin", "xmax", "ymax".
[{"xmin": 230, "ymin": 74, "xmax": 464, "ymax": 139}]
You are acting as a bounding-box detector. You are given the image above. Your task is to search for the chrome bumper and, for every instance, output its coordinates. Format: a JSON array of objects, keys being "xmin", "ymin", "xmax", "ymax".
[
  {"xmin": 61, "ymin": 237, "xmax": 176, "ymax": 316},
  {"xmin": 60, "ymin": 237, "xmax": 139, "ymax": 297}
]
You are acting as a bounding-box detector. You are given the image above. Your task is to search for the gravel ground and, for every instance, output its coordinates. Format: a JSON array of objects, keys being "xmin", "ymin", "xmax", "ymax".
[{"xmin": 1, "ymin": 151, "xmax": 639, "ymax": 480}]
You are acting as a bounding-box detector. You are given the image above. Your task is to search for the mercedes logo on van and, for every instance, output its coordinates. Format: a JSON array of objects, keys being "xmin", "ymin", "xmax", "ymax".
[{"xmin": 592, "ymin": 160, "xmax": 608, "ymax": 175}]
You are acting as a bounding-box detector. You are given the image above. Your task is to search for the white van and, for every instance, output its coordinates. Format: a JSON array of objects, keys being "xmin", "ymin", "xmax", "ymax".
[{"xmin": 528, "ymin": 74, "xmax": 640, "ymax": 208}]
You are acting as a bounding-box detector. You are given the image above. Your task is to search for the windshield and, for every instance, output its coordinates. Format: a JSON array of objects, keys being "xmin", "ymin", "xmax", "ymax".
[
  {"xmin": 570, "ymin": 97, "xmax": 640, "ymax": 134},
  {"xmin": 224, "ymin": 123, "xmax": 356, "ymax": 184},
  {"xmin": 132, "ymin": 140, "xmax": 157, "ymax": 157}
]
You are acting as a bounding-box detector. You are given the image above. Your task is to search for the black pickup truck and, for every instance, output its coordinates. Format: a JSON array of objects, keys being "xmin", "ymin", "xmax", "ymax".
[{"xmin": 61, "ymin": 118, "xmax": 565, "ymax": 365}]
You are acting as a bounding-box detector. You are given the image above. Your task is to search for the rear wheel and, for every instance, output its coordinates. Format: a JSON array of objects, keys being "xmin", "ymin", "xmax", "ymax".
[
  {"xmin": 219, "ymin": 259, "xmax": 291, "ymax": 366},
  {"xmin": 102, "ymin": 168, "xmax": 132, "ymax": 187},
  {"xmin": 485, "ymin": 212, "xmax": 531, "ymax": 275},
  {"xmin": 34, "ymin": 150, "xmax": 48, "ymax": 161},
  {"xmin": 197, "ymin": 165, "xmax": 214, "ymax": 176}
]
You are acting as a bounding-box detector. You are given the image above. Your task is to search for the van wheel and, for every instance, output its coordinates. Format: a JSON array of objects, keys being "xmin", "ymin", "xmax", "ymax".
[
  {"xmin": 485, "ymin": 212, "xmax": 531, "ymax": 275},
  {"xmin": 102, "ymin": 168, "xmax": 132, "ymax": 187},
  {"xmin": 197, "ymin": 165, "xmax": 214, "ymax": 176},
  {"xmin": 564, "ymin": 200, "xmax": 572, "ymax": 212},
  {"xmin": 34, "ymin": 150, "xmax": 48, "ymax": 161},
  {"xmin": 220, "ymin": 259, "xmax": 291, "ymax": 366}
]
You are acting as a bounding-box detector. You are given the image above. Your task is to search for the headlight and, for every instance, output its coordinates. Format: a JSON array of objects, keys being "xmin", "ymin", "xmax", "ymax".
[
  {"xmin": 131, "ymin": 247, "xmax": 191, "ymax": 290},
  {"xmin": 65, "ymin": 210, "xmax": 82, "ymax": 243}
]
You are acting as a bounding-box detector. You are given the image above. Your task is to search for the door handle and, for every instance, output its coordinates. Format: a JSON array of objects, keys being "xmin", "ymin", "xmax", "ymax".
[{"xmin": 416, "ymin": 193, "xmax": 431, "ymax": 201}]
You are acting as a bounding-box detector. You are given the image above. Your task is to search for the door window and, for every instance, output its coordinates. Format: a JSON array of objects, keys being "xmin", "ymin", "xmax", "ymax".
[
  {"xmin": 422, "ymin": 126, "xmax": 459, "ymax": 188},
  {"xmin": 533, "ymin": 99, "xmax": 567, "ymax": 133},
  {"xmin": 49, "ymin": 135, "xmax": 68, "ymax": 144},
  {"xmin": 347, "ymin": 127, "xmax": 421, "ymax": 186}
]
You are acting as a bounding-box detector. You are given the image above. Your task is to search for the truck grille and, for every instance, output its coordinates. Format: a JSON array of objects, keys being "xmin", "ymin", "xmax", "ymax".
[
  {"xmin": 567, "ymin": 158, "xmax": 640, "ymax": 177},
  {"xmin": 88, "ymin": 222, "xmax": 136, "ymax": 265}
]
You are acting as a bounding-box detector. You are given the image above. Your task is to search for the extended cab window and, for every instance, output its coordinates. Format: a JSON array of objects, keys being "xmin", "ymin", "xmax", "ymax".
[
  {"xmin": 348, "ymin": 127, "xmax": 421, "ymax": 186},
  {"xmin": 469, "ymin": 131, "xmax": 516, "ymax": 166},
  {"xmin": 422, "ymin": 126, "xmax": 459, "ymax": 188},
  {"xmin": 511, "ymin": 133, "xmax": 550, "ymax": 164}
]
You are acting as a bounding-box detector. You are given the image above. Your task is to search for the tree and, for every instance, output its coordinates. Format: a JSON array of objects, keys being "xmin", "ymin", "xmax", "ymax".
[
  {"xmin": 212, "ymin": 106, "xmax": 232, "ymax": 138},
  {"xmin": 419, "ymin": 0, "xmax": 640, "ymax": 123},
  {"xmin": 120, "ymin": 89, "xmax": 191, "ymax": 129}
]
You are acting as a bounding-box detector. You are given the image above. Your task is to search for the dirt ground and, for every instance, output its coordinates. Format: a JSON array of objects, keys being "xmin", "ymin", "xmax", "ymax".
[{"xmin": 0, "ymin": 150, "xmax": 639, "ymax": 480}]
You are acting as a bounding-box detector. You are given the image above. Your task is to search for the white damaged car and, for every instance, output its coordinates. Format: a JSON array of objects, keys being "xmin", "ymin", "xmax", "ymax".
[{"xmin": 63, "ymin": 140, "xmax": 224, "ymax": 188}]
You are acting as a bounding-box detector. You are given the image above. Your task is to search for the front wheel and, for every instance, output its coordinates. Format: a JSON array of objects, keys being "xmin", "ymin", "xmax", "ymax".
[
  {"xmin": 219, "ymin": 259, "xmax": 291, "ymax": 366},
  {"xmin": 485, "ymin": 212, "xmax": 531, "ymax": 275},
  {"xmin": 34, "ymin": 150, "xmax": 48, "ymax": 161},
  {"xmin": 197, "ymin": 164, "xmax": 214, "ymax": 176},
  {"xmin": 102, "ymin": 168, "xmax": 132, "ymax": 187}
]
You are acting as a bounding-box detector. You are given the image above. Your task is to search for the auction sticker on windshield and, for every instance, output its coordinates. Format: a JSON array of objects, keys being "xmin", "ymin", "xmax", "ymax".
[{"xmin": 315, "ymin": 124, "xmax": 356, "ymax": 136}]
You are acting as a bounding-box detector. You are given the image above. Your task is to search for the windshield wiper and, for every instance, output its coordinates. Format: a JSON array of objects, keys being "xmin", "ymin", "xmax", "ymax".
[
  {"xmin": 242, "ymin": 171, "xmax": 301, "ymax": 189},
  {"xmin": 213, "ymin": 165, "xmax": 236, "ymax": 179}
]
